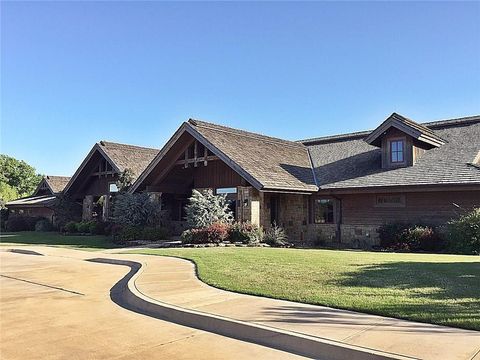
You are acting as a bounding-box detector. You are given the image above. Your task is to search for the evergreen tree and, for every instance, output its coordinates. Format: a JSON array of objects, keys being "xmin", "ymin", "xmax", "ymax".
[{"xmin": 185, "ymin": 189, "xmax": 233, "ymax": 228}]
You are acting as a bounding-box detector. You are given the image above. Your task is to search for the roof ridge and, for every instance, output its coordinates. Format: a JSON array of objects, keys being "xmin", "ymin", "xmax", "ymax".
[
  {"xmin": 99, "ymin": 140, "xmax": 159, "ymax": 151},
  {"xmin": 189, "ymin": 118, "xmax": 306, "ymax": 149},
  {"xmin": 299, "ymin": 114, "xmax": 480, "ymax": 145}
]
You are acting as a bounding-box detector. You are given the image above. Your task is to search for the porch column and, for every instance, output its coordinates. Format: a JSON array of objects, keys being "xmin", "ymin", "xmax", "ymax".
[
  {"xmin": 82, "ymin": 195, "xmax": 94, "ymax": 221},
  {"xmin": 102, "ymin": 195, "xmax": 110, "ymax": 222},
  {"xmin": 237, "ymin": 187, "xmax": 260, "ymax": 226}
]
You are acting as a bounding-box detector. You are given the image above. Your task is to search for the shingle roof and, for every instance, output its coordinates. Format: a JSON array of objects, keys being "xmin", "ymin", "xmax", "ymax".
[
  {"xmin": 43, "ymin": 176, "xmax": 71, "ymax": 194},
  {"xmin": 98, "ymin": 141, "xmax": 159, "ymax": 180},
  {"xmin": 6, "ymin": 194, "xmax": 57, "ymax": 207},
  {"xmin": 188, "ymin": 120, "xmax": 318, "ymax": 192},
  {"xmin": 304, "ymin": 116, "xmax": 480, "ymax": 190},
  {"xmin": 64, "ymin": 141, "xmax": 159, "ymax": 195}
]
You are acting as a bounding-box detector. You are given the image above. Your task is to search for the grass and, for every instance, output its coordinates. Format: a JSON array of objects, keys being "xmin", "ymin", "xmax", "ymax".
[
  {"xmin": 128, "ymin": 247, "xmax": 480, "ymax": 330},
  {"xmin": 0, "ymin": 231, "xmax": 117, "ymax": 250}
]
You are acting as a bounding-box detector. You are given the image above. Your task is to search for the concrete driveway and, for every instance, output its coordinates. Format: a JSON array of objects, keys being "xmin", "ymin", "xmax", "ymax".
[{"xmin": 0, "ymin": 249, "xmax": 303, "ymax": 360}]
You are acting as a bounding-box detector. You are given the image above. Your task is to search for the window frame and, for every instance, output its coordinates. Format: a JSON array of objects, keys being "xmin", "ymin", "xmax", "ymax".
[
  {"xmin": 388, "ymin": 137, "xmax": 406, "ymax": 165},
  {"xmin": 311, "ymin": 197, "xmax": 335, "ymax": 224}
]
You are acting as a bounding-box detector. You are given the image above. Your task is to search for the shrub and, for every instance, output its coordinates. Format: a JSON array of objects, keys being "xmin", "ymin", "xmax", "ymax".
[
  {"xmin": 447, "ymin": 208, "xmax": 480, "ymax": 255},
  {"xmin": 88, "ymin": 221, "xmax": 109, "ymax": 235},
  {"xmin": 229, "ymin": 222, "xmax": 263, "ymax": 244},
  {"xmin": 264, "ymin": 224, "xmax": 289, "ymax": 247},
  {"xmin": 185, "ymin": 189, "xmax": 233, "ymax": 228},
  {"xmin": 112, "ymin": 192, "xmax": 163, "ymax": 227},
  {"xmin": 379, "ymin": 223, "xmax": 444, "ymax": 252},
  {"xmin": 5, "ymin": 215, "xmax": 44, "ymax": 232},
  {"xmin": 35, "ymin": 219, "xmax": 53, "ymax": 232},
  {"xmin": 378, "ymin": 223, "xmax": 409, "ymax": 248},
  {"xmin": 112, "ymin": 225, "xmax": 142, "ymax": 244},
  {"xmin": 76, "ymin": 221, "xmax": 92, "ymax": 233},
  {"xmin": 140, "ymin": 226, "xmax": 170, "ymax": 241},
  {"xmin": 6, "ymin": 215, "xmax": 27, "ymax": 232},
  {"xmin": 181, "ymin": 222, "xmax": 229, "ymax": 244},
  {"xmin": 64, "ymin": 221, "xmax": 78, "ymax": 233},
  {"xmin": 51, "ymin": 194, "xmax": 82, "ymax": 229}
]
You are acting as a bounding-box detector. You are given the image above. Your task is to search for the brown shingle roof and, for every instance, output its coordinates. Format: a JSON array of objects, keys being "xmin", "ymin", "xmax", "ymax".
[
  {"xmin": 188, "ymin": 119, "xmax": 318, "ymax": 192},
  {"xmin": 98, "ymin": 141, "xmax": 159, "ymax": 180},
  {"xmin": 44, "ymin": 176, "xmax": 71, "ymax": 193}
]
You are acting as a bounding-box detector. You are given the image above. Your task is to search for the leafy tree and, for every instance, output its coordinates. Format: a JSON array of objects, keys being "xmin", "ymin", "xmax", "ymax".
[
  {"xmin": 112, "ymin": 192, "xmax": 162, "ymax": 227},
  {"xmin": 185, "ymin": 189, "xmax": 233, "ymax": 229},
  {"xmin": 0, "ymin": 182, "xmax": 19, "ymax": 208},
  {"xmin": 0, "ymin": 155, "xmax": 42, "ymax": 201}
]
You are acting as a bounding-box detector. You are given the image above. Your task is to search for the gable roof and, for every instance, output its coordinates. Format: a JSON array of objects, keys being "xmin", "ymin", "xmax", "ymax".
[
  {"xmin": 131, "ymin": 119, "xmax": 318, "ymax": 193},
  {"xmin": 64, "ymin": 141, "xmax": 159, "ymax": 194},
  {"xmin": 364, "ymin": 113, "xmax": 446, "ymax": 148},
  {"xmin": 304, "ymin": 115, "xmax": 480, "ymax": 191},
  {"xmin": 39, "ymin": 175, "xmax": 70, "ymax": 194}
]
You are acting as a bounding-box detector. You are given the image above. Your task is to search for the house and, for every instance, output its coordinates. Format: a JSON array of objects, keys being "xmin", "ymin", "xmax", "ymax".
[
  {"xmin": 6, "ymin": 175, "xmax": 71, "ymax": 222},
  {"xmin": 63, "ymin": 141, "xmax": 159, "ymax": 221},
  {"xmin": 130, "ymin": 113, "xmax": 480, "ymax": 247}
]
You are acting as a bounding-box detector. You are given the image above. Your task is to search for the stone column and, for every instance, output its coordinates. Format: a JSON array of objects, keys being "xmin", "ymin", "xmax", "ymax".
[
  {"xmin": 82, "ymin": 195, "xmax": 94, "ymax": 221},
  {"xmin": 102, "ymin": 195, "xmax": 110, "ymax": 222}
]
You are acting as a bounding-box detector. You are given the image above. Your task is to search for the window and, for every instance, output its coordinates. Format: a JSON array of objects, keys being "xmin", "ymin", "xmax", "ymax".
[
  {"xmin": 390, "ymin": 140, "xmax": 404, "ymax": 163},
  {"xmin": 215, "ymin": 187, "xmax": 237, "ymax": 194},
  {"xmin": 109, "ymin": 183, "xmax": 119, "ymax": 193},
  {"xmin": 313, "ymin": 199, "xmax": 334, "ymax": 224}
]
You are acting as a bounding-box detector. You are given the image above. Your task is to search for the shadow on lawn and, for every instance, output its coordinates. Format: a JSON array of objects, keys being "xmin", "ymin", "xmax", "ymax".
[
  {"xmin": 259, "ymin": 261, "xmax": 480, "ymax": 331},
  {"xmin": 338, "ymin": 261, "xmax": 480, "ymax": 300}
]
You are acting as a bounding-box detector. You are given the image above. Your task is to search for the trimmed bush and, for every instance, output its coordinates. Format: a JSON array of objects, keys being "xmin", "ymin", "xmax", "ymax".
[
  {"xmin": 229, "ymin": 222, "xmax": 263, "ymax": 244},
  {"xmin": 181, "ymin": 222, "xmax": 230, "ymax": 244},
  {"xmin": 447, "ymin": 208, "xmax": 480, "ymax": 255},
  {"xmin": 88, "ymin": 221, "xmax": 109, "ymax": 235},
  {"xmin": 6, "ymin": 216, "xmax": 27, "ymax": 232},
  {"xmin": 379, "ymin": 223, "xmax": 444, "ymax": 252},
  {"xmin": 5, "ymin": 215, "xmax": 44, "ymax": 232},
  {"xmin": 35, "ymin": 219, "xmax": 53, "ymax": 232},
  {"xmin": 263, "ymin": 224, "xmax": 289, "ymax": 247},
  {"xmin": 112, "ymin": 225, "xmax": 142, "ymax": 244},
  {"xmin": 64, "ymin": 221, "xmax": 78, "ymax": 233},
  {"xmin": 140, "ymin": 226, "xmax": 170, "ymax": 241},
  {"xmin": 76, "ymin": 221, "xmax": 92, "ymax": 233}
]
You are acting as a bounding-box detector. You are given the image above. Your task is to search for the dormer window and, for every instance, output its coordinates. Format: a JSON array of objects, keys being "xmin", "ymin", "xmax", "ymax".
[
  {"xmin": 364, "ymin": 113, "xmax": 446, "ymax": 169},
  {"xmin": 390, "ymin": 139, "xmax": 405, "ymax": 163}
]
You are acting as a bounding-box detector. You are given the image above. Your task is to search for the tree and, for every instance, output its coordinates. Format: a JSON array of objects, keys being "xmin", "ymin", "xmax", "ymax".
[
  {"xmin": 0, "ymin": 155, "xmax": 42, "ymax": 201},
  {"xmin": 185, "ymin": 189, "xmax": 233, "ymax": 229},
  {"xmin": 112, "ymin": 192, "xmax": 162, "ymax": 227},
  {"xmin": 0, "ymin": 182, "xmax": 19, "ymax": 208},
  {"xmin": 51, "ymin": 194, "xmax": 82, "ymax": 228}
]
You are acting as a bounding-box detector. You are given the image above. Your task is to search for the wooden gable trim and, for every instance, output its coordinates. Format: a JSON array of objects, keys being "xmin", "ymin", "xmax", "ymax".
[
  {"xmin": 365, "ymin": 114, "xmax": 445, "ymax": 148},
  {"xmin": 63, "ymin": 143, "xmax": 121, "ymax": 194},
  {"xmin": 129, "ymin": 123, "xmax": 191, "ymax": 193},
  {"xmin": 129, "ymin": 122, "xmax": 265, "ymax": 193},
  {"xmin": 184, "ymin": 123, "xmax": 264, "ymax": 190},
  {"xmin": 32, "ymin": 177, "xmax": 54, "ymax": 196}
]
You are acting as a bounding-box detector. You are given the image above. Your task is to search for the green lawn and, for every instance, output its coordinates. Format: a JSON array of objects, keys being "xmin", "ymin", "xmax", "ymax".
[
  {"xmin": 128, "ymin": 247, "xmax": 480, "ymax": 330},
  {"xmin": 0, "ymin": 231, "xmax": 117, "ymax": 250}
]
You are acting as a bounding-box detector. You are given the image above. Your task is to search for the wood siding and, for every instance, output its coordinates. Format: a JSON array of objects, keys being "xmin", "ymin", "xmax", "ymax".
[{"xmin": 341, "ymin": 190, "xmax": 480, "ymax": 225}]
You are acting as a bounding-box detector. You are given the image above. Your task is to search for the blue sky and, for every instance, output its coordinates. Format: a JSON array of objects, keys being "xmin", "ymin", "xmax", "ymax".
[{"xmin": 1, "ymin": 1, "xmax": 479, "ymax": 176}]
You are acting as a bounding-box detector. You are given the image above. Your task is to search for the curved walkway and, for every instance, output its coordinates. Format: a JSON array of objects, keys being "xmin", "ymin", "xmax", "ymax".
[{"xmin": 3, "ymin": 245, "xmax": 480, "ymax": 360}]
